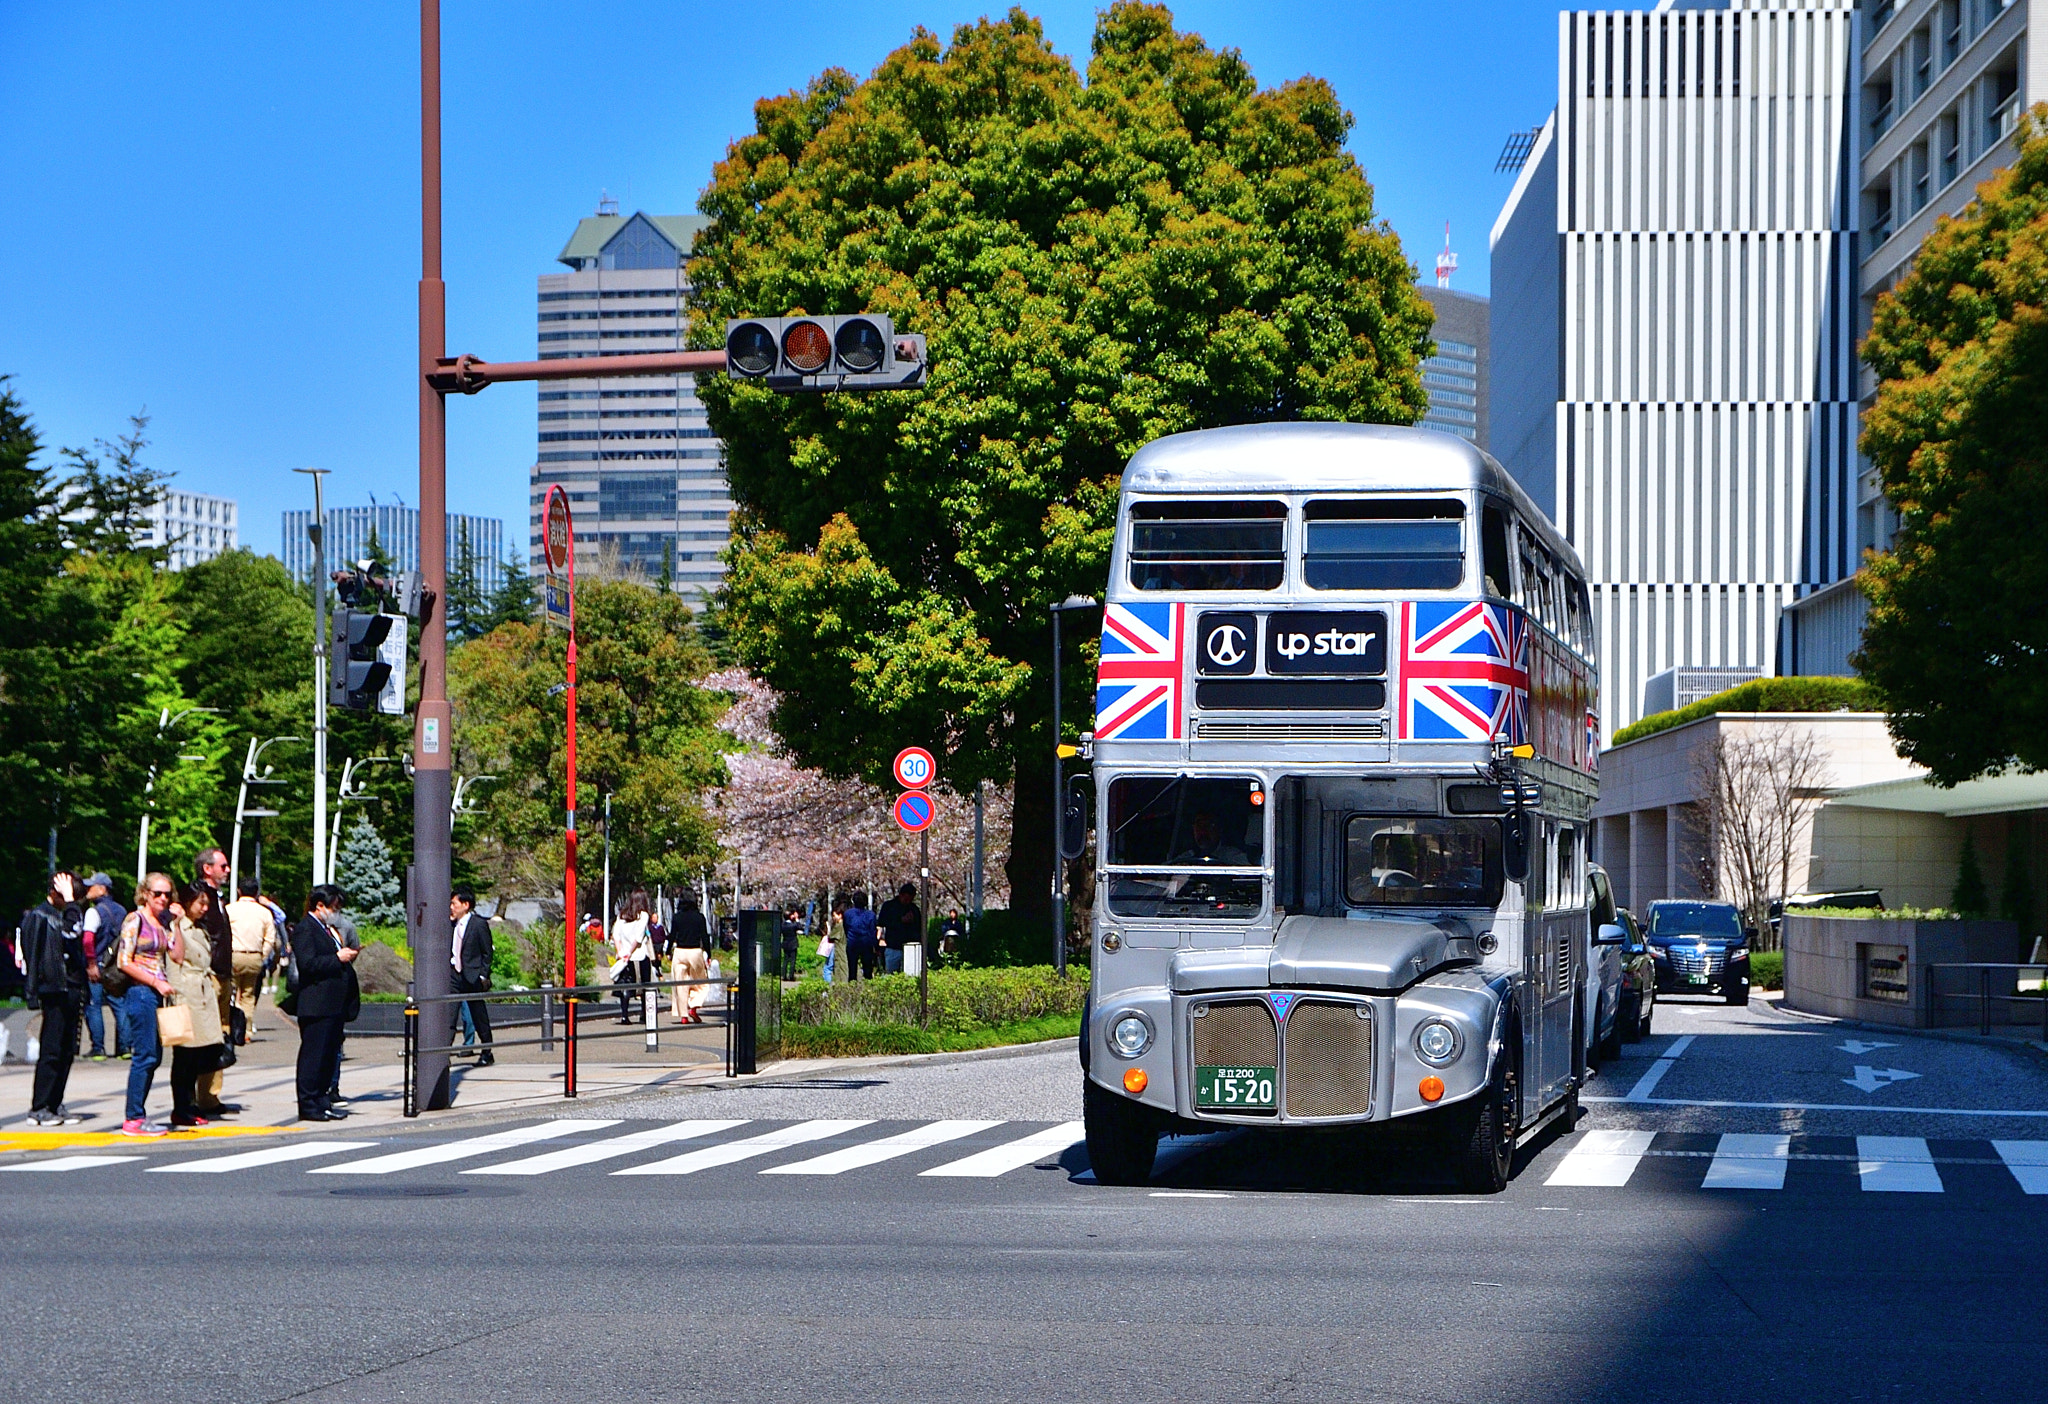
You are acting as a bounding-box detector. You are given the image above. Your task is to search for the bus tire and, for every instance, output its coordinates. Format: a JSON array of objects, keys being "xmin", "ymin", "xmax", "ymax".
[
  {"xmin": 1455, "ymin": 1029, "xmax": 1518, "ymax": 1194},
  {"xmin": 1084, "ymin": 1078, "xmax": 1159, "ymax": 1186}
]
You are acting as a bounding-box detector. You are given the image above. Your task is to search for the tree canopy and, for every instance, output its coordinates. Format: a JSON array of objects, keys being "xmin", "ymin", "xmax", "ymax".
[
  {"xmin": 1859, "ymin": 109, "xmax": 2048, "ymax": 784},
  {"xmin": 687, "ymin": 3, "xmax": 1431, "ymax": 913}
]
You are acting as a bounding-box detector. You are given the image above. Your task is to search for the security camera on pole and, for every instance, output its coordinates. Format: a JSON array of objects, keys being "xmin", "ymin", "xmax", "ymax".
[{"xmin": 893, "ymin": 747, "xmax": 936, "ymax": 1028}]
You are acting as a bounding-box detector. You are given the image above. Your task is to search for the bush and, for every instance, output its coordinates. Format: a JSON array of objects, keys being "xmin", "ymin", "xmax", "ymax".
[
  {"xmin": 1612, "ymin": 676, "xmax": 1882, "ymax": 746},
  {"xmin": 515, "ymin": 921, "xmax": 606, "ymax": 988},
  {"xmin": 1750, "ymin": 949, "xmax": 1784, "ymax": 991},
  {"xmin": 779, "ymin": 1012, "xmax": 1082, "ymax": 1058},
  {"xmin": 953, "ymin": 909, "xmax": 1062, "ymax": 968},
  {"xmin": 783, "ymin": 964, "xmax": 1086, "ymax": 1034},
  {"xmin": 355, "ymin": 923, "xmax": 411, "ymax": 962}
]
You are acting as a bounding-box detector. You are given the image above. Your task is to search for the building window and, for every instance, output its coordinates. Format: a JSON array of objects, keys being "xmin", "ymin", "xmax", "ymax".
[
  {"xmin": 1910, "ymin": 141, "xmax": 1931, "ymax": 213},
  {"xmin": 1868, "ymin": 75, "xmax": 1895, "ymax": 141},
  {"xmin": 1428, "ymin": 388, "xmax": 1479, "ymax": 408},
  {"xmin": 1436, "ymin": 339, "xmax": 1479, "ymax": 357},
  {"xmin": 599, "ymin": 215, "xmax": 680, "ymax": 271},
  {"xmin": 538, "ymin": 291, "xmax": 599, "ymax": 302},
  {"xmin": 1910, "ymin": 27, "xmax": 1932, "ymax": 99},
  {"xmin": 1940, "ymin": 112, "xmax": 1961, "ymax": 186},
  {"xmin": 1984, "ymin": 67, "xmax": 2020, "ymax": 152},
  {"xmin": 1941, "ymin": 0, "xmax": 1963, "ymax": 65}
]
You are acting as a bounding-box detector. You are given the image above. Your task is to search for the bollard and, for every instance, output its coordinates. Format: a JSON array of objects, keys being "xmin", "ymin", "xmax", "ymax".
[
  {"xmin": 644, "ymin": 985, "xmax": 658, "ymax": 1052},
  {"xmin": 540, "ymin": 980, "xmax": 554, "ymax": 1053}
]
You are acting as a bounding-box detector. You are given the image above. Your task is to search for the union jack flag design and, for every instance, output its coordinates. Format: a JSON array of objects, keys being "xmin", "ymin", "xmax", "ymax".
[
  {"xmin": 1397, "ymin": 601, "xmax": 1530, "ymax": 742},
  {"xmin": 1095, "ymin": 601, "xmax": 1185, "ymax": 741}
]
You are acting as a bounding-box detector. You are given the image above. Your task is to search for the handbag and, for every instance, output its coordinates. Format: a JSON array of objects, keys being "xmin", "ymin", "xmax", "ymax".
[{"xmin": 157, "ymin": 993, "xmax": 196, "ymax": 1048}]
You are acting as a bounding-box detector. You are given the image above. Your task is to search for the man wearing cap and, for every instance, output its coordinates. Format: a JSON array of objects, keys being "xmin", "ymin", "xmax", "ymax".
[{"xmin": 80, "ymin": 873, "xmax": 129, "ymax": 1059}]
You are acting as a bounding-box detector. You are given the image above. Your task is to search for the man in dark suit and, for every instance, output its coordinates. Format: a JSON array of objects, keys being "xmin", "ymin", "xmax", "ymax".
[
  {"xmin": 290, "ymin": 884, "xmax": 359, "ymax": 1122},
  {"xmin": 451, "ymin": 888, "xmax": 494, "ymax": 1066}
]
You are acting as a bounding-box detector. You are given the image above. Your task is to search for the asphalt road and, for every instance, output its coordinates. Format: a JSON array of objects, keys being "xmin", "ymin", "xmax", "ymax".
[{"xmin": 2, "ymin": 996, "xmax": 2044, "ymax": 1403}]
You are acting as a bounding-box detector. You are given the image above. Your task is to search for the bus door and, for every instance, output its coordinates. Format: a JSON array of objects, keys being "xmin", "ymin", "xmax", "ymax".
[{"xmin": 1525, "ymin": 820, "xmax": 1577, "ymax": 1112}]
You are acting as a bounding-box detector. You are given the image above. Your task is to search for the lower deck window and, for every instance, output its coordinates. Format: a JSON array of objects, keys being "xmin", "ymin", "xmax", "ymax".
[
  {"xmin": 1105, "ymin": 775, "xmax": 1265, "ymax": 920},
  {"xmin": 1344, "ymin": 816, "xmax": 1502, "ymax": 908}
]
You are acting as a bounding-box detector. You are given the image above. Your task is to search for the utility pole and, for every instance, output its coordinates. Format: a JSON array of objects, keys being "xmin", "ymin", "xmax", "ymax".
[
  {"xmin": 602, "ymin": 792, "xmax": 613, "ymax": 936},
  {"xmin": 294, "ymin": 466, "xmax": 330, "ymax": 884}
]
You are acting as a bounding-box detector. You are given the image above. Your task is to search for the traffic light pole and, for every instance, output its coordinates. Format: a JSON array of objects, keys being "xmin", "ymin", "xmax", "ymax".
[{"xmin": 414, "ymin": 0, "xmax": 454, "ymax": 1111}]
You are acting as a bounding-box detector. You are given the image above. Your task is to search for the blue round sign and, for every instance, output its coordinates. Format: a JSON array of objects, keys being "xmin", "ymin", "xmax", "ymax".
[{"xmin": 893, "ymin": 790, "xmax": 935, "ymax": 833}]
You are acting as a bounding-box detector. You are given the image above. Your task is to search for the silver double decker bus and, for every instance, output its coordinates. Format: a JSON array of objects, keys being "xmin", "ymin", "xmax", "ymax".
[{"xmin": 1079, "ymin": 422, "xmax": 1601, "ymax": 1191}]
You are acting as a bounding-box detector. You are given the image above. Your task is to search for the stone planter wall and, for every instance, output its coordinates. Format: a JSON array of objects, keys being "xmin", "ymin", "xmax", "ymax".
[{"xmin": 1783, "ymin": 914, "xmax": 2021, "ymax": 1027}]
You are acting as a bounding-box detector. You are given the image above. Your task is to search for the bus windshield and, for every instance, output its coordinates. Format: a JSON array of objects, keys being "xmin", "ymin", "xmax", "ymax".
[
  {"xmin": 1105, "ymin": 776, "xmax": 1264, "ymax": 919},
  {"xmin": 1344, "ymin": 816, "xmax": 1502, "ymax": 908},
  {"xmin": 1303, "ymin": 500, "xmax": 1464, "ymax": 590},
  {"xmin": 1127, "ymin": 501, "xmax": 1285, "ymax": 592}
]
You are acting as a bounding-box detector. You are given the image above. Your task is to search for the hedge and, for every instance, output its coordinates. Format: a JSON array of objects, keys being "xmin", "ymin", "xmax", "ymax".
[
  {"xmin": 1611, "ymin": 676, "xmax": 1883, "ymax": 746},
  {"xmin": 783, "ymin": 965, "xmax": 1086, "ymax": 1035},
  {"xmin": 778, "ymin": 1013, "xmax": 1083, "ymax": 1058}
]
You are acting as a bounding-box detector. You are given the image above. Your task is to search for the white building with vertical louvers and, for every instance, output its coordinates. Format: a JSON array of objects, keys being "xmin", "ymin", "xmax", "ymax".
[
  {"xmin": 1490, "ymin": 0, "xmax": 1860, "ymax": 738},
  {"xmin": 143, "ymin": 488, "xmax": 238, "ymax": 570},
  {"xmin": 530, "ymin": 204, "xmax": 731, "ymax": 597}
]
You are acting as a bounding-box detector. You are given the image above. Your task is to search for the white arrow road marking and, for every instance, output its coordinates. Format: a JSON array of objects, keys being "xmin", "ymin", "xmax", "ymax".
[
  {"xmin": 1837, "ymin": 1039, "xmax": 1897, "ymax": 1055},
  {"xmin": 1625, "ymin": 1034, "xmax": 1694, "ymax": 1102},
  {"xmin": 1856, "ymin": 1136, "xmax": 1943, "ymax": 1192},
  {"xmin": 1992, "ymin": 1141, "xmax": 2048, "ymax": 1194},
  {"xmin": 1844, "ymin": 1065, "xmax": 1922, "ymax": 1094},
  {"xmin": 922, "ymin": 1121, "xmax": 1086, "ymax": 1178},
  {"xmin": 1545, "ymin": 1129, "xmax": 1657, "ymax": 1187},
  {"xmin": 1701, "ymin": 1133, "xmax": 1791, "ymax": 1190}
]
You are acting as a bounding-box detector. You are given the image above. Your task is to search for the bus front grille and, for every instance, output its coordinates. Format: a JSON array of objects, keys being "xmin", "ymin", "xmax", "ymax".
[
  {"xmin": 1192, "ymin": 720, "xmax": 1386, "ymax": 743},
  {"xmin": 1283, "ymin": 1000, "xmax": 1374, "ymax": 1118},
  {"xmin": 1191, "ymin": 999, "xmax": 1277, "ymax": 1074}
]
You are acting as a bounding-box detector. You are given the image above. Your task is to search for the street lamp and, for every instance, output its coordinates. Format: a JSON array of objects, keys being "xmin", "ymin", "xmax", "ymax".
[
  {"xmin": 1049, "ymin": 594, "xmax": 1100, "ymax": 974},
  {"xmin": 451, "ymin": 773, "xmax": 497, "ymax": 834},
  {"xmin": 231, "ymin": 735, "xmax": 303, "ymax": 890},
  {"xmin": 136, "ymin": 706, "xmax": 224, "ymax": 887},
  {"xmin": 330, "ymin": 755, "xmax": 401, "ymax": 877}
]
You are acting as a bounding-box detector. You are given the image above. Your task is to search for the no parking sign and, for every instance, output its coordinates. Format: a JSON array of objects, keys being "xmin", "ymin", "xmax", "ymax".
[{"xmin": 893, "ymin": 790, "xmax": 935, "ymax": 833}]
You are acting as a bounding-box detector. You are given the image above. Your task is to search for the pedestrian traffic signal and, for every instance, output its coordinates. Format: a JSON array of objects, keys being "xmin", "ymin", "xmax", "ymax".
[
  {"xmin": 331, "ymin": 609, "xmax": 407, "ymax": 715},
  {"xmin": 724, "ymin": 314, "xmax": 926, "ymax": 392}
]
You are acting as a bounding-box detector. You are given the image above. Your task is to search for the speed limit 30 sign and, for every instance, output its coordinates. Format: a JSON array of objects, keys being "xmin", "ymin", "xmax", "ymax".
[{"xmin": 892, "ymin": 746, "xmax": 935, "ymax": 789}]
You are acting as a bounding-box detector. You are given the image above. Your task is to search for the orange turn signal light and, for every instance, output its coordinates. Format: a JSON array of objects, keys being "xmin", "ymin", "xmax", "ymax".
[
  {"xmin": 1123, "ymin": 1068, "xmax": 1149, "ymax": 1094},
  {"xmin": 1418, "ymin": 1076, "xmax": 1445, "ymax": 1103}
]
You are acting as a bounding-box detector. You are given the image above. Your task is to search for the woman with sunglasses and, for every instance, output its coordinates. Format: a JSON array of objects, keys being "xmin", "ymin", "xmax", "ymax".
[
  {"xmin": 116, "ymin": 873, "xmax": 182, "ymax": 1136},
  {"xmin": 164, "ymin": 882, "xmax": 229, "ymax": 1127}
]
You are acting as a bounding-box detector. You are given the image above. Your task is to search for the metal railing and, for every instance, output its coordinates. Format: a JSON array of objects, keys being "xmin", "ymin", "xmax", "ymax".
[
  {"xmin": 398, "ymin": 975, "xmax": 733, "ymax": 1117},
  {"xmin": 1924, "ymin": 963, "xmax": 2048, "ymax": 1039}
]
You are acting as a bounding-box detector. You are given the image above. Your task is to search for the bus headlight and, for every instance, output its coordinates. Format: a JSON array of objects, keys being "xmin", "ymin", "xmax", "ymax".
[
  {"xmin": 1110, "ymin": 1012, "xmax": 1153, "ymax": 1059},
  {"xmin": 1414, "ymin": 1019, "xmax": 1461, "ymax": 1066}
]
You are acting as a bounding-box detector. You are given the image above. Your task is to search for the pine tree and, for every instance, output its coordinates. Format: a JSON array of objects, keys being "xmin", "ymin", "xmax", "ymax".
[
  {"xmin": 334, "ymin": 812, "xmax": 405, "ymax": 926},
  {"xmin": 1953, "ymin": 832, "xmax": 1991, "ymax": 917},
  {"xmin": 446, "ymin": 520, "xmax": 488, "ymax": 640},
  {"xmin": 481, "ymin": 552, "xmax": 534, "ymax": 632}
]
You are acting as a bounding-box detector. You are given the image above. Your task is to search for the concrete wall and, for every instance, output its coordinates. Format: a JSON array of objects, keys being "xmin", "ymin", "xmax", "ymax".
[
  {"xmin": 1806, "ymin": 804, "xmax": 1962, "ymax": 910},
  {"xmin": 1784, "ymin": 913, "xmax": 2022, "ymax": 1027}
]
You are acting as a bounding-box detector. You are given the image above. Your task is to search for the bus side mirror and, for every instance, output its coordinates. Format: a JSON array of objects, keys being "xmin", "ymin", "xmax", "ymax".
[
  {"xmin": 1059, "ymin": 776, "xmax": 1090, "ymax": 861},
  {"xmin": 1503, "ymin": 811, "xmax": 1531, "ymax": 884}
]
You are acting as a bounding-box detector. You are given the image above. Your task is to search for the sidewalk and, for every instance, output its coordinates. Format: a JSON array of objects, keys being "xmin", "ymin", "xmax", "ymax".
[{"xmin": 0, "ymin": 995, "xmax": 742, "ymax": 1153}]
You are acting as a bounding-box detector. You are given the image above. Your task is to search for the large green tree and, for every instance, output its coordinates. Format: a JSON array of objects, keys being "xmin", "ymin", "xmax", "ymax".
[
  {"xmin": 687, "ymin": 4, "xmax": 1431, "ymax": 915},
  {"xmin": 449, "ymin": 578, "xmax": 728, "ymax": 908},
  {"xmin": 1859, "ymin": 109, "xmax": 2048, "ymax": 783}
]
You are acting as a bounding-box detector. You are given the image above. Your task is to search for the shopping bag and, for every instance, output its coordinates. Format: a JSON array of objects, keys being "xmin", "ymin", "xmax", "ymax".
[{"xmin": 157, "ymin": 998, "xmax": 196, "ymax": 1048}]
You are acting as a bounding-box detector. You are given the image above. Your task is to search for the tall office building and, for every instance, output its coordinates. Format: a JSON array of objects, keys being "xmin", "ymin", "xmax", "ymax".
[
  {"xmin": 280, "ymin": 504, "xmax": 504, "ymax": 594},
  {"xmin": 142, "ymin": 488, "xmax": 237, "ymax": 570},
  {"xmin": 1490, "ymin": 0, "xmax": 1860, "ymax": 738},
  {"xmin": 530, "ymin": 205, "xmax": 731, "ymax": 596},
  {"xmin": 1415, "ymin": 285, "xmax": 1490, "ymax": 447},
  {"xmin": 1785, "ymin": 0, "xmax": 2038, "ymax": 673}
]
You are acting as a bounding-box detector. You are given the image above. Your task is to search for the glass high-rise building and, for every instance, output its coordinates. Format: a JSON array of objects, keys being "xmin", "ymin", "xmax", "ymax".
[{"xmin": 530, "ymin": 204, "xmax": 731, "ymax": 597}]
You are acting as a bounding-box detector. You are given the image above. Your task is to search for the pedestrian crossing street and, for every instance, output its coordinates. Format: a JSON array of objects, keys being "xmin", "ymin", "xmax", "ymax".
[
  {"xmin": 1546, "ymin": 1128, "xmax": 2048, "ymax": 1196},
  {"xmin": 0, "ymin": 1118, "xmax": 1089, "ymax": 1183},
  {"xmin": 6, "ymin": 1119, "xmax": 2048, "ymax": 1198}
]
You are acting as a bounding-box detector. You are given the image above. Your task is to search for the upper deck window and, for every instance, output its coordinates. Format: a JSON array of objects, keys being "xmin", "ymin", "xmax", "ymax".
[
  {"xmin": 1302, "ymin": 500, "xmax": 1464, "ymax": 591},
  {"xmin": 1127, "ymin": 501, "xmax": 1285, "ymax": 592}
]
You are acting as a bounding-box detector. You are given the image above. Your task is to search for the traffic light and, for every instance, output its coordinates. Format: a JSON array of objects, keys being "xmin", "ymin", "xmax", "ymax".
[
  {"xmin": 724, "ymin": 314, "xmax": 926, "ymax": 392},
  {"xmin": 331, "ymin": 609, "xmax": 407, "ymax": 715}
]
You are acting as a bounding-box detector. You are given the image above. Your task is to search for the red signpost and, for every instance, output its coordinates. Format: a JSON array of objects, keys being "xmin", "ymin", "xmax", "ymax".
[{"xmin": 543, "ymin": 486, "xmax": 579, "ymax": 1096}]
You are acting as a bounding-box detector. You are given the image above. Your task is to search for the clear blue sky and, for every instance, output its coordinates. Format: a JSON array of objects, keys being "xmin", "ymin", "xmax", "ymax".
[{"xmin": 0, "ymin": 2, "xmax": 1590, "ymax": 559}]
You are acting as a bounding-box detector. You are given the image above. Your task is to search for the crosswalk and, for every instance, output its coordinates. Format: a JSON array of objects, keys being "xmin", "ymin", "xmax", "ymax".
[
  {"xmin": 1545, "ymin": 1130, "xmax": 2048, "ymax": 1196},
  {"xmin": 6, "ymin": 1119, "xmax": 2048, "ymax": 1198}
]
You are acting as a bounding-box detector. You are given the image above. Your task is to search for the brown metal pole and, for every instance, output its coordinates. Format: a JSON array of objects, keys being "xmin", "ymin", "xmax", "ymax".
[
  {"xmin": 413, "ymin": 0, "xmax": 455, "ymax": 1111},
  {"xmin": 429, "ymin": 349, "xmax": 725, "ymax": 392}
]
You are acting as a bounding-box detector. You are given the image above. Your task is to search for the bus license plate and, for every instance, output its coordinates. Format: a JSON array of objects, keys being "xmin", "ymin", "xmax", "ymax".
[{"xmin": 1196, "ymin": 1065, "xmax": 1276, "ymax": 1110}]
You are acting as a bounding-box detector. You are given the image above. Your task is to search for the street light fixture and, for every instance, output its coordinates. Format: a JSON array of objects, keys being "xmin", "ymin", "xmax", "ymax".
[
  {"xmin": 231, "ymin": 735, "xmax": 303, "ymax": 890},
  {"xmin": 1049, "ymin": 594, "xmax": 1100, "ymax": 974},
  {"xmin": 329, "ymin": 755, "xmax": 401, "ymax": 879},
  {"xmin": 136, "ymin": 706, "xmax": 223, "ymax": 887}
]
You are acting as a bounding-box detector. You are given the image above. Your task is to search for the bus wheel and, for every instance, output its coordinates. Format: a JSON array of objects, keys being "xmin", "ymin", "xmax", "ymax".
[
  {"xmin": 1455, "ymin": 1038, "xmax": 1517, "ymax": 1194},
  {"xmin": 1084, "ymin": 1078, "xmax": 1159, "ymax": 1186}
]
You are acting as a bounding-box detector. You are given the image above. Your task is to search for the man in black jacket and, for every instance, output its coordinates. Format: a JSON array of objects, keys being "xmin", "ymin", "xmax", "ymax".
[
  {"xmin": 21, "ymin": 872, "xmax": 89, "ymax": 1126},
  {"xmin": 451, "ymin": 889, "xmax": 494, "ymax": 1067},
  {"xmin": 289, "ymin": 884, "xmax": 359, "ymax": 1122}
]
